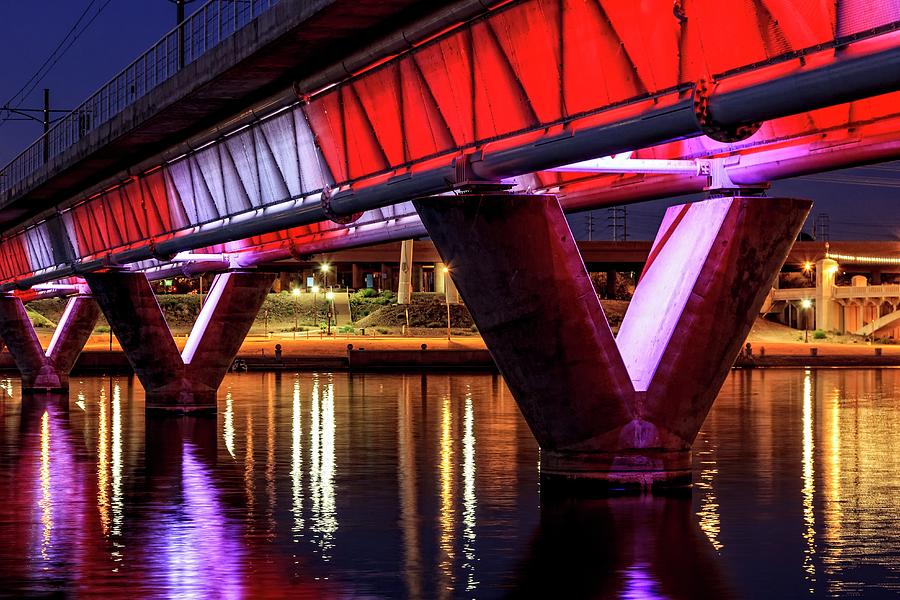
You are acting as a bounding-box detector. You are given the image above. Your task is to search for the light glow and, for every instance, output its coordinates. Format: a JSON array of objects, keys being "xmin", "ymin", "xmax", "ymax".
[{"xmin": 826, "ymin": 251, "xmax": 900, "ymax": 266}]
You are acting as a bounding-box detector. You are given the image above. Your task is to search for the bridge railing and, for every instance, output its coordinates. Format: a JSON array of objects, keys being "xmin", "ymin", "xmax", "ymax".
[
  {"xmin": 770, "ymin": 288, "xmax": 814, "ymax": 301},
  {"xmin": 835, "ymin": 285, "xmax": 900, "ymax": 299},
  {"xmin": 0, "ymin": 0, "xmax": 280, "ymax": 195}
]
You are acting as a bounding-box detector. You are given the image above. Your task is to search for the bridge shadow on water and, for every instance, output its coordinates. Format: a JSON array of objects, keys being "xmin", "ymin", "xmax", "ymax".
[{"xmin": 509, "ymin": 491, "xmax": 735, "ymax": 599}]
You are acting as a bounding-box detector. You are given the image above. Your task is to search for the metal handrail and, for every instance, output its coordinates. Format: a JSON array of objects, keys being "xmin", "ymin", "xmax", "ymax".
[{"xmin": 0, "ymin": 0, "xmax": 279, "ymax": 194}]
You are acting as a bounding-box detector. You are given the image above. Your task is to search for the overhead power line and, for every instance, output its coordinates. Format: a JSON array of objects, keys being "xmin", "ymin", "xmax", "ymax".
[{"xmin": 0, "ymin": 0, "xmax": 114, "ymax": 128}]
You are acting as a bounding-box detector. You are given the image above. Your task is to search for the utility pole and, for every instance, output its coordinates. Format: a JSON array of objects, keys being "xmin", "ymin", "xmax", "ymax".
[
  {"xmin": 1, "ymin": 88, "xmax": 69, "ymax": 165},
  {"xmin": 607, "ymin": 206, "xmax": 628, "ymax": 242},
  {"xmin": 169, "ymin": 0, "xmax": 197, "ymax": 69},
  {"xmin": 42, "ymin": 89, "xmax": 50, "ymax": 162},
  {"xmin": 176, "ymin": 0, "xmax": 186, "ymax": 69},
  {"xmin": 814, "ymin": 213, "xmax": 831, "ymax": 242}
]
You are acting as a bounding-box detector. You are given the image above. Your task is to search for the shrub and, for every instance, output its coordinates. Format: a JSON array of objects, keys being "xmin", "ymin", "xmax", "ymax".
[
  {"xmin": 426, "ymin": 321, "xmax": 444, "ymax": 328},
  {"xmin": 338, "ymin": 325, "xmax": 355, "ymax": 333},
  {"xmin": 26, "ymin": 310, "xmax": 55, "ymax": 329},
  {"xmin": 813, "ymin": 329, "xmax": 827, "ymax": 340},
  {"xmin": 96, "ymin": 325, "xmax": 111, "ymax": 334},
  {"xmin": 376, "ymin": 327, "xmax": 390, "ymax": 335}
]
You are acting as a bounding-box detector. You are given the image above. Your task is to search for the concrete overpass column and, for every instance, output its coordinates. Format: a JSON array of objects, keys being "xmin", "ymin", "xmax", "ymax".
[
  {"xmin": 398, "ymin": 240, "xmax": 413, "ymax": 304},
  {"xmin": 815, "ymin": 258, "xmax": 839, "ymax": 332},
  {"xmin": 85, "ymin": 270, "xmax": 274, "ymax": 413},
  {"xmin": 414, "ymin": 192, "xmax": 809, "ymax": 490},
  {"xmin": 605, "ymin": 270, "xmax": 617, "ymax": 299},
  {"xmin": 434, "ymin": 263, "xmax": 447, "ymax": 294},
  {"xmin": 0, "ymin": 294, "xmax": 100, "ymax": 391}
]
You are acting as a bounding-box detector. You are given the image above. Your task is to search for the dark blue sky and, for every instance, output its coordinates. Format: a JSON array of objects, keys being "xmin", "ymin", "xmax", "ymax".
[{"xmin": 1, "ymin": 1, "xmax": 898, "ymax": 242}]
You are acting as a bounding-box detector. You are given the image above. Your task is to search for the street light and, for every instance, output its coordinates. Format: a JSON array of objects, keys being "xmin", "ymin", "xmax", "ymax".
[
  {"xmin": 291, "ymin": 287, "xmax": 300, "ymax": 339},
  {"xmin": 325, "ymin": 290, "xmax": 335, "ymax": 336},
  {"xmin": 320, "ymin": 263, "xmax": 331, "ymax": 288},
  {"xmin": 801, "ymin": 298, "xmax": 812, "ymax": 343},
  {"xmin": 802, "ymin": 261, "xmax": 814, "ymax": 286},
  {"xmin": 442, "ymin": 266, "xmax": 452, "ymax": 341},
  {"xmin": 311, "ymin": 285, "xmax": 320, "ymax": 326}
]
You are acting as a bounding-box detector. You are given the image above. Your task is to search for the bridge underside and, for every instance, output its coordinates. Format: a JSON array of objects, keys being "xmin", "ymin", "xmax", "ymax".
[{"xmin": 0, "ymin": 0, "xmax": 898, "ymax": 291}]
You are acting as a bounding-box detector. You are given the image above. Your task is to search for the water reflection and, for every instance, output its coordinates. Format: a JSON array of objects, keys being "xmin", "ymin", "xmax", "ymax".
[
  {"xmin": 291, "ymin": 375, "xmax": 304, "ymax": 539},
  {"xmin": 398, "ymin": 374, "xmax": 422, "ymax": 598},
  {"xmin": 694, "ymin": 431, "xmax": 722, "ymax": 552},
  {"xmin": 38, "ymin": 410, "xmax": 52, "ymax": 562},
  {"xmin": 438, "ymin": 390, "xmax": 456, "ymax": 598},
  {"xmin": 309, "ymin": 374, "xmax": 338, "ymax": 559},
  {"xmin": 462, "ymin": 389, "xmax": 478, "ymax": 592},
  {"xmin": 3, "ymin": 371, "xmax": 900, "ymax": 596},
  {"xmin": 802, "ymin": 370, "xmax": 817, "ymax": 592},
  {"xmin": 509, "ymin": 494, "xmax": 733, "ymax": 599}
]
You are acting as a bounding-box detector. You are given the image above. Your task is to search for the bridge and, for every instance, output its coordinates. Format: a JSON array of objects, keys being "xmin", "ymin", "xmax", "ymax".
[
  {"xmin": 2, "ymin": 0, "xmax": 900, "ymax": 489},
  {"xmin": 769, "ymin": 249, "xmax": 900, "ymax": 337}
]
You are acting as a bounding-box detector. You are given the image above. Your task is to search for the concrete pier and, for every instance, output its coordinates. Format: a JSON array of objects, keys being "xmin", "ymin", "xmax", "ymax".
[
  {"xmin": 0, "ymin": 294, "xmax": 99, "ymax": 391},
  {"xmin": 85, "ymin": 270, "xmax": 274, "ymax": 413},
  {"xmin": 414, "ymin": 192, "xmax": 810, "ymax": 490}
]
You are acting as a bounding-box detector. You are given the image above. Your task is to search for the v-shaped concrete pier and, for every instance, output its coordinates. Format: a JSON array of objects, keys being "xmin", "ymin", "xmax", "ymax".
[
  {"xmin": 414, "ymin": 192, "xmax": 810, "ymax": 490},
  {"xmin": 85, "ymin": 270, "xmax": 274, "ymax": 413},
  {"xmin": 0, "ymin": 294, "xmax": 100, "ymax": 391}
]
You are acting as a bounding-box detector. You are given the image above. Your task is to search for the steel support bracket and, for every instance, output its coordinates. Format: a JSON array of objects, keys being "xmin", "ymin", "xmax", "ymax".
[
  {"xmin": 449, "ymin": 153, "xmax": 514, "ymax": 194},
  {"xmin": 701, "ymin": 158, "xmax": 769, "ymax": 197}
]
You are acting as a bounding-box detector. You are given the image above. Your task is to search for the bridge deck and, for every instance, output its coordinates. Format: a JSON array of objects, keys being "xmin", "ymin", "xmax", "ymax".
[{"xmin": 0, "ymin": 0, "xmax": 442, "ymax": 228}]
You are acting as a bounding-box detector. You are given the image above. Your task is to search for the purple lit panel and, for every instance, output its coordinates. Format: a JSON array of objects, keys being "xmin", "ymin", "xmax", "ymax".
[
  {"xmin": 44, "ymin": 296, "xmax": 78, "ymax": 359},
  {"xmin": 181, "ymin": 272, "xmax": 229, "ymax": 365},
  {"xmin": 616, "ymin": 198, "xmax": 732, "ymax": 391}
]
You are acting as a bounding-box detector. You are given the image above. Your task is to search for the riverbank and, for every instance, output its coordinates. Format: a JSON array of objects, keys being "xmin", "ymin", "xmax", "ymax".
[{"xmin": 4, "ymin": 331, "xmax": 900, "ymax": 376}]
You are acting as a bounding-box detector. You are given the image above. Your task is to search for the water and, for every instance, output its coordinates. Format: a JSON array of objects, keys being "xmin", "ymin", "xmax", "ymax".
[{"xmin": 0, "ymin": 369, "xmax": 899, "ymax": 598}]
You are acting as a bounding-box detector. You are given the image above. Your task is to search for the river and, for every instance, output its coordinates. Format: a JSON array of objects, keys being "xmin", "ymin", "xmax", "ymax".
[{"xmin": 0, "ymin": 369, "xmax": 899, "ymax": 598}]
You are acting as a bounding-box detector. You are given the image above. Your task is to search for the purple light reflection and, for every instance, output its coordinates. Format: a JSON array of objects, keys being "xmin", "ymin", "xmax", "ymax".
[{"xmin": 157, "ymin": 441, "xmax": 244, "ymax": 599}]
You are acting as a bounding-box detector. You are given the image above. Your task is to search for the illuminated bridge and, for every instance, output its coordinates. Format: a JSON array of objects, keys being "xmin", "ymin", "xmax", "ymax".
[{"xmin": 2, "ymin": 0, "xmax": 900, "ymax": 488}]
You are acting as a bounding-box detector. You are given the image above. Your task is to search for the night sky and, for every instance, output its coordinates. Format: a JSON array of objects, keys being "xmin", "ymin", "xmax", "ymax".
[{"xmin": 1, "ymin": 1, "xmax": 898, "ymax": 242}]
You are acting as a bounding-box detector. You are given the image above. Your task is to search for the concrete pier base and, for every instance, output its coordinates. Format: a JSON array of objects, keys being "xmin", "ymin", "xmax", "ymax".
[
  {"xmin": 540, "ymin": 450, "xmax": 693, "ymax": 490},
  {"xmin": 0, "ymin": 294, "xmax": 99, "ymax": 391},
  {"xmin": 85, "ymin": 270, "xmax": 274, "ymax": 413},
  {"xmin": 414, "ymin": 192, "xmax": 810, "ymax": 490}
]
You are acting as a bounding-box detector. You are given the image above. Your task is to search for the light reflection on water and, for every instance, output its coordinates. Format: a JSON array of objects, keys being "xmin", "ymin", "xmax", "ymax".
[{"xmin": 1, "ymin": 370, "xmax": 900, "ymax": 597}]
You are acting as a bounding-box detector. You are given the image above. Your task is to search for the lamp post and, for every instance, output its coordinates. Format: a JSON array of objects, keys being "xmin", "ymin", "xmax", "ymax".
[
  {"xmin": 292, "ymin": 287, "xmax": 300, "ymax": 339},
  {"xmin": 442, "ymin": 266, "xmax": 452, "ymax": 341},
  {"xmin": 801, "ymin": 298, "xmax": 812, "ymax": 343},
  {"xmin": 320, "ymin": 263, "xmax": 331, "ymax": 289},
  {"xmin": 325, "ymin": 290, "xmax": 335, "ymax": 336},
  {"xmin": 311, "ymin": 285, "xmax": 320, "ymax": 326}
]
